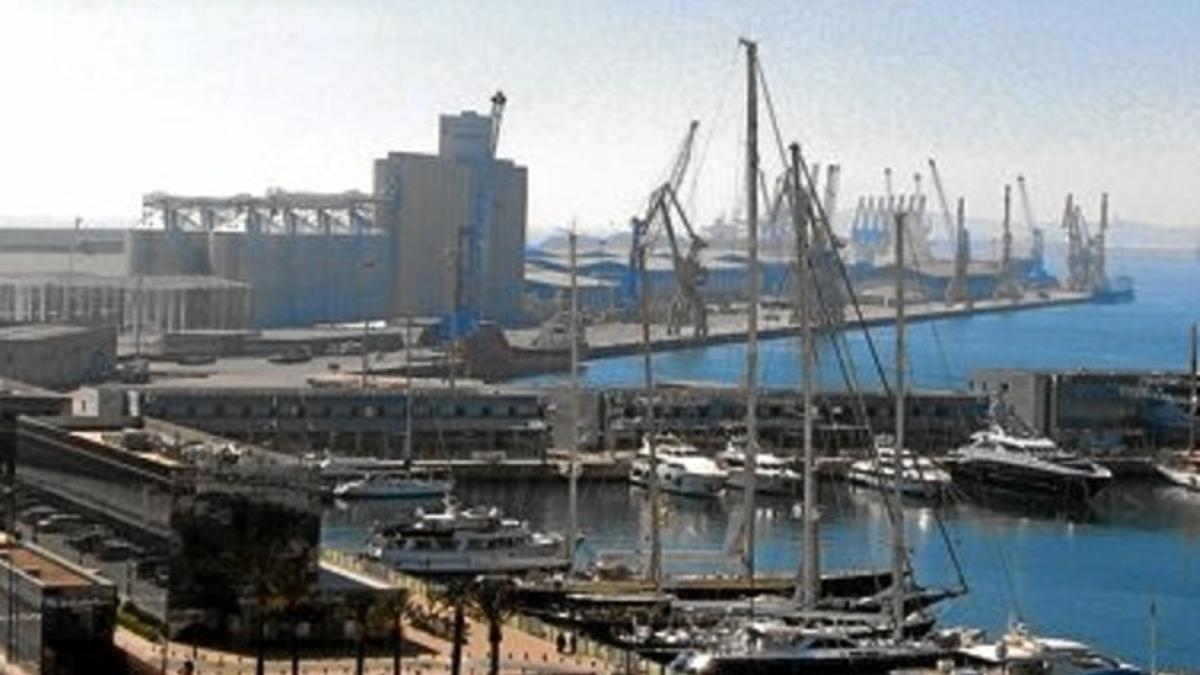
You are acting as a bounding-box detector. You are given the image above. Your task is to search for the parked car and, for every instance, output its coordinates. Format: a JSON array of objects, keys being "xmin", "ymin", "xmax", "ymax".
[
  {"xmin": 66, "ymin": 527, "xmax": 110, "ymax": 553},
  {"xmin": 95, "ymin": 539, "xmax": 143, "ymax": 562},
  {"xmin": 18, "ymin": 506, "xmax": 57, "ymax": 525},
  {"xmin": 36, "ymin": 514, "xmax": 86, "ymax": 534}
]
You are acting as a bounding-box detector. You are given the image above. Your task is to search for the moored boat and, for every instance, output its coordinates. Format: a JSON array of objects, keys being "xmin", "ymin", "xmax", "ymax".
[
  {"xmin": 719, "ymin": 441, "xmax": 802, "ymax": 495},
  {"xmin": 366, "ymin": 500, "xmax": 570, "ymax": 576},
  {"xmin": 630, "ymin": 434, "xmax": 727, "ymax": 498},
  {"xmin": 331, "ymin": 468, "xmax": 452, "ymax": 499},
  {"xmin": 947, "ymin": 423, "xmax": 1112, "ymax": 505},
  {"xmin": 1154, "ymin": 451, "xmax": 1200, "ymax": 491},
  {"xmin": 846, "ymin": 442, "xmax": 951, "ymax": 499}
]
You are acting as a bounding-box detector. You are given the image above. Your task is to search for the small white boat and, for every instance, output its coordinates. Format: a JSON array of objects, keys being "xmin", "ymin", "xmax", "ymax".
[
  {"xmin": 630, "ymin": 434, "xmax": 727, "ymax": 498},
  {"xmin": 332, "ymin": 469, "xmax": 452, "ymax": 500},
  {"xmin": 1155, "ymin": 451, "xmax": 1200, "ymax": 491},
  {"xmin": 952, "ymin": 622, "xmax": 1148, "ymax": 675},
  {"xmin": 718, "ymin": 442, "xmax": 802, "ymax": 496},
  {"xmin": 846, "ymin": 443, "xmax": 951, "ymax": 499},
  {"xmin": 366, "ymin": 500, "xmax": 570, "ymax": 575}
]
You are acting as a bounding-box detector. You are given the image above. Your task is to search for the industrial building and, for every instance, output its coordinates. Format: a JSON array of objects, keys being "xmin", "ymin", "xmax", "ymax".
[
  {"xmin": 0, "ymin": 534, "xmax": 119, "ymax": 674},
  {"xmin": 969, "ymin": 368, "xmax": 1194, "ymax": 450},
  {"xmin": 123, "ymin": 101, "xmax": 528, "ymax": 332},
  {"xmin": 84, "ymin": 380, "xmax": 551, "ymax": 459},
  {"xmin": 594, "ymin": 385, "xmax": 988, "ymax": 453},
  {"xmin": 0, "ymin": 380, "xmax": 70, "ymax": 528},
  {"xmin": 0, "ymin": 273, "xmax": 252, "ymax": 337},
  {"xmin": 375, "ymin": 104, "xmax": 528, "ymax": 324},
  {"xmin": 0, "ymin": 325, "xmax": 117, "ymax": 390},
  {"xmin": 133, "ymin": 191, "xmax": 390, "ymax": 328},
  {"xmin": 14, "ymin": 416, "xmax": 321, "ymax": 645}
]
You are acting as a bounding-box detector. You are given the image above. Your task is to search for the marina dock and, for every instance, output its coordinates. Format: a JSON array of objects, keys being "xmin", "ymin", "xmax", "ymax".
[{"xmin": 509, "ymin": 290, "xmax": 1092, "ymax": 360}]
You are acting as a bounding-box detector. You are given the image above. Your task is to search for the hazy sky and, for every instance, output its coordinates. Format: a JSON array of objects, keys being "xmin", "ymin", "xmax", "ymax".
[{"xmin": 2, "ymin": 1, "xmax": 1197, "ymax": 239}]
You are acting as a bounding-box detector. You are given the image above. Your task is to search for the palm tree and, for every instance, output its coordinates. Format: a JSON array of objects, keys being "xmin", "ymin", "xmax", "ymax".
[
  {"xmin": 467, "ymin": 576, "xmax": 515, "ymax": 675},
  {"xmin": 347, "ymin": 590, "xmax": 375, "ymax": 675},
  {"xmin": 366, "ymin": 589, "xmax": 411, "ymax": 675},
  {"xmin": 433, "ymin": 580, "xmax": 472, "ymax": 675}
]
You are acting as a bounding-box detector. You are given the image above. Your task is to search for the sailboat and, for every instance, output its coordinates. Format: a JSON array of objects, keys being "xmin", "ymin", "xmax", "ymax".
[
  {"xmin": 1154, "ymin": 321, "xmax": 1200, "ymax": 492},
  {"xmin": 667, "ymin": 47, "xmax": 953, "ymax": 667}
]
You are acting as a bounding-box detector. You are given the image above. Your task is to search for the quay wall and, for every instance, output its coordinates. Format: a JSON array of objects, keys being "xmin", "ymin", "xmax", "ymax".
[{"xmin": 580, "ymin": 291, "xmax": 1093, "ymax": 360}]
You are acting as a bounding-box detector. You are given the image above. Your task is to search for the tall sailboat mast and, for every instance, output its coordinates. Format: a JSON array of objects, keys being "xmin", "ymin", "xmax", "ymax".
[
  {"xmin": 740, "ymin": 37, "xmax": 760, "ymax": 581},
  {"xmin": 891, "ymin": 203, "xmax": 909, "ymax": 640},
  {"xmin": 790, "ymin": 143, "xmax": 820, "ymax": 608},
  {"xmin": 567, "ymin": 228, "xmax": 580, "ymax": 567},
  {"xmin": 638, "ymin": 220, "xmax": 663, "ymax": 590},
  {"xmin": 1190, "ymin": 321, "xmax": 1197, "ymax": 452}
]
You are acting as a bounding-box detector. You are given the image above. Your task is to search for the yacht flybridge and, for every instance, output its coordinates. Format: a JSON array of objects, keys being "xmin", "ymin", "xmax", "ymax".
[
  {"xmin": 847, "ymin": 442, "xmax": 951, "ymax": 499},
  {"xmin": 630, "ymin": 434, "xmax": 728, "ymax": 498},
  {"xmin": 719, "ymin": 441, "xmax": 801, "ymax": 495}
]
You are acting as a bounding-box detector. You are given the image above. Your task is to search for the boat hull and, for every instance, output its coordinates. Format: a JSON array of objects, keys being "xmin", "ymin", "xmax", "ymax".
[
  {"xmin": 845, "ymin": 466, "xmax": 947, "ymax": 499},
  {"xmin": 668, "ymin": 647, "xmax": 949, "ymax": 674},
  {"xmin": 333, "ymin": 480, "xmax": 452, "ymax": 500},
  {"xmin": 725, "ymin": 470, "xmax": 801, "ymax": 496},
  {"xmin": 947, "ymin": 457, "xmax": 1109, "ymax": 504},
  {"xmin": 371, "ymin": 547, "xmax": 570, "ymax": 576},
  {"xmin": 1156, "ymin": 464, "xmax": 1200, "ymax": 491},
  {"xmin": 631, "ymin": 462, "xmax": 726, "ymax": 498}
]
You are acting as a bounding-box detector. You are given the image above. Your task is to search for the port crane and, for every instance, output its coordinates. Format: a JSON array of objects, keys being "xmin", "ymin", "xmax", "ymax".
[
  {"xmin": 1016, "ymin": 175, "xmax": 1045, "ymax": 277},
  {"xmin": 995, "ymin": 184, "xmax": 1022, "ymax": 300},
  {"xmin": 627, "ymin": 121, "xmax": 709, "ymax": 337},
  {"xmin": 929, "ymin": 158, "xmax": 971, "ymax": 305},
  {"xmin": 446, "ymin": 90, "xmax": 507, "ymax": 341}
]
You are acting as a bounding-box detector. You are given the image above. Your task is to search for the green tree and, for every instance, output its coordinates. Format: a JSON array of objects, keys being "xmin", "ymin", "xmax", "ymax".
[
  {"xmin": 366, "ymin": 589, "xmax": 411, "ymax": 675},
  {"xmin": 467, "ymin": 577, "xmax": 516, "ymax": 675}
]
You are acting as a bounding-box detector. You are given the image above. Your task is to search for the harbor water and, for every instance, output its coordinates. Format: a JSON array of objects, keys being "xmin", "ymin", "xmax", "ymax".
[
  {"xmin": 323, "ymin": 250, "xmax": 1200, "ymax": 670},
  {"xmin": 520, "ymin": 249, "xmax": 1200, "ymax": 390},
  {"xmin": 324, "ymin": 480, "xmax": 1200, "ymax": 670}
]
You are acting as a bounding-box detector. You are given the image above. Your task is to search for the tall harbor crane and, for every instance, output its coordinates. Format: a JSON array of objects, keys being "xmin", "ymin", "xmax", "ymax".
[
  {"xmin": 929, "ymin": 158, "xmax": 971, "ymax": 305},
  {"xmin": 627, "ymin": 121, "xmax": 708, "ymax": 337},
  {"xmin": 448, "ymin": 90, "xmax": 507, "ymax": 339},
  {"xmin": 995, "ymin": 184, "xmax": 1022, "ymax": 300},
  {"xmin": 1015, "ymin": 175, "xmax": 1044, "ymax": 270}
]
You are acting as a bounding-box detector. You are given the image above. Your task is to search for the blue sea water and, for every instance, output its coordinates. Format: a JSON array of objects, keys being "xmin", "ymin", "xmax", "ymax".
[
  {"xmin": 325, "ymin": 481, "xmax": 1200, "ymax": 670},
  {"xmin": 326, "ymin": 250, "xmax": 1200, "ymax": 669},
  {"xmin": 521, "ymin": 249, "xmax": 1200, "ymax": 391}
]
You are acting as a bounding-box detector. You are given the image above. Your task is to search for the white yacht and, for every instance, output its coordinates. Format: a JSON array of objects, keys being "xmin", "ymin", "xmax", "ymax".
[
  {"xmin": 948, "ymin": 423, "xmax": 1112, "ymax": 504},
  {"xmin": 366, "ymin": 500, "xmax": 570, "ymax": 575},
  {"xmin": 630, "ymin": 434, "xmax": 728, "ymax": 498},
  {"xmin": 719, "ymin": 442, "xmax": 802, "ymax": 496},
  {"xmin": 952, "ymin": 622, "xmax": 1147, "ymax": 675},
  {"xmin": 846, "ymin": 443, "xmax": 951, "ymax": 499},
  {"xmin": 331, "ymin": 468, "xmax": 452, "ymax": 500},
  {"xmin": 1155, "ymin": 451, "xmax": 1200, "ymax": 491}
]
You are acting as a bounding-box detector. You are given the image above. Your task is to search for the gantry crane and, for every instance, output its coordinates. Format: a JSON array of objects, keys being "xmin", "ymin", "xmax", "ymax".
[
  {"xmin": 628, "ymin": 121, "xmax": 708, "ymax": 337},
  {"xmin": 1016, "ymin": 175, "xmax": 1046, "ymax": 278},
  {"xmin": 929, "ymin": 158, "xmax": 970, "ymax": 304},
  {"xmin": 995, "ymin": 184, "xmax": 1022, "ymax": 300}
]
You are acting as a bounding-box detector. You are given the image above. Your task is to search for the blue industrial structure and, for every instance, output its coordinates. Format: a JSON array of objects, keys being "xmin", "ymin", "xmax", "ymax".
[{"xmin": 134, "ymin": 191, "xmax": 390, "ymax": 328}]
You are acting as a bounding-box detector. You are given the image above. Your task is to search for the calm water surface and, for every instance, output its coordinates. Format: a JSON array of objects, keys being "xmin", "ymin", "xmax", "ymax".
[
  {"xmin": 520, "ymin": 250, "xmax": 1200, "ymax": 390},
  {"xmin": 324, "ymin": 481, "xmax": 1200, "ymax": 670},
  {"xmin": 326, "ymin": 251, "xmax": 1200, "ymax": 669}
]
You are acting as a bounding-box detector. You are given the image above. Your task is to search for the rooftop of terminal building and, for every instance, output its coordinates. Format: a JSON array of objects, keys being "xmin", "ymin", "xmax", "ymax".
[
  {"xmin": 0, "ymin": 272, "xmax": 250, "ymax": 290},
  {"xmin": 0, "ymin": 533, "xmax": 112, "ymax": 589},
  {"xmin": 0, "ymin": 377, "xmax": 61, "ymax": 398},
  {"xmin": 21, "ymin": 414, "xmax": 310, "ymax": 476},
  {"xmin": 0, "ymin": 324, "xmax": 102, "ymax": 341}
]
